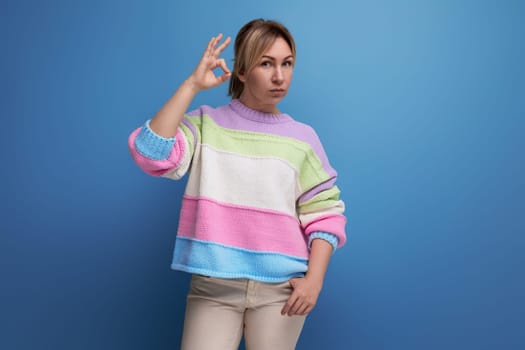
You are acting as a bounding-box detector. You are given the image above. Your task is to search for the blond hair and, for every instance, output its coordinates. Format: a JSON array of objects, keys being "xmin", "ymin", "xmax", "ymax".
[{"xmin": 228, "ymin": 19, "xmax": 296, "ymax": 99}]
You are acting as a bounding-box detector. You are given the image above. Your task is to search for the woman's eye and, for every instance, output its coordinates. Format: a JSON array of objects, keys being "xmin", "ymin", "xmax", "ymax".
[
  {"xmin": 283, "ymin": 61, "xmax": 293, "ymax": 67},
  {"xmin": 261, "ymin": 61, "xmax": 272, "ymax": 67}
]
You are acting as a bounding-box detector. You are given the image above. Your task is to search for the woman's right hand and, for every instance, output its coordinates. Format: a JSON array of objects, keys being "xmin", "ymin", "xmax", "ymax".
[{"xmin": 187, "ymin": 33, "xmax": 232, "ymax": 92}]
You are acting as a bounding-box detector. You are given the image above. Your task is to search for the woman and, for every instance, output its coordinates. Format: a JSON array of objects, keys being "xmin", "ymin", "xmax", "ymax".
[{"xmin": 128, "ymin": 19, "xmax": 347, "ymax": 350}]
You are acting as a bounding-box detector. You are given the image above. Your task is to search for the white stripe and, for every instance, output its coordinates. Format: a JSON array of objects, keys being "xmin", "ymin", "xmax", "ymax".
[
  {"xmin": 185, "ymin": 144, "xmax": 301, "ymax": 216},
  {"xmin": 299, "ymin": 203, "xmax": 345, "ymax": 224},
  {"xmin": 162, "ymin": 130, "xmax": 192, "ymax": 180}
]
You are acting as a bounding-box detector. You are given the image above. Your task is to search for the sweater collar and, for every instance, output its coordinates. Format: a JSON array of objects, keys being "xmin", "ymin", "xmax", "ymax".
[{"xmin": 229, "ymin": 99, "xmax": 293, "ymax": 124}]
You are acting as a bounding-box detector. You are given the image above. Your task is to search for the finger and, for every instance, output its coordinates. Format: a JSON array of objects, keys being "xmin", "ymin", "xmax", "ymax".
[
  {"xmin": 216, "ymin": 70, "xmax": 231, "ymax": 83},
  {"xmin": 281, "ymin": 294, "xmax": 298, "ymax": 315},
  {"xmin": 282, "ymin": 278, "xmax": 301, "ymax": 315},
  {"xmin": 297, "ymin": 303, "xmax": 310, "ymax": 315},
  {"xmin": 304, "ymin": 305, "xmax": 314, "ymax": 315},
  {"xmin": 204, "ymin": 36, "xmax": 215, "ymax": 57},
  {"xmin": 281, "ymin": 300, "xmax": 291, "ymax": 315},
  {"xmin": 212, "ymin": 33, "xmax": 223, "ymax": 52},
  {"xmin": 216, "ymin": 58, "xmax": 230, "ymax": 74},
  {"xmin": 214, "ymin": 36, "xmax": 231, "ymax": 56},
  {"xmin": 288, "ymin": 300, "xmax": 304, "ymax": 316},
  {"xmin": 286, "ymin": 293, "xmax": 304, "ymax": 316}
]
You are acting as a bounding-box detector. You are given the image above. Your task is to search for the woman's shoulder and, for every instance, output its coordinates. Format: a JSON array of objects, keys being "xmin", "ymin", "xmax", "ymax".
[
  {"xmin": 185, "ymin": 104, "xmax": 215, "ymax": 117},
  {"xmin": 185, "ymin": 102, "xmax": 235, "ymax": 118},
  {"xmin": 279, "ymin": 115, "xmax": 323, "ymax": 147}
]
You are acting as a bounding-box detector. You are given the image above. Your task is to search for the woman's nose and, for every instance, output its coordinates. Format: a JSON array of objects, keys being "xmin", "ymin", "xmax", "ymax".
[{"xmin": 272, "ymin": 68, "xmax": 284, "ymax": 84}]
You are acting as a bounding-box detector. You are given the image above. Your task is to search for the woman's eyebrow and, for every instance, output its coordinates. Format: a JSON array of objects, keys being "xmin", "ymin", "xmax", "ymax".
[{"xmin": 261, "ymin": 55, "xmax": 294, "ymax": 60}]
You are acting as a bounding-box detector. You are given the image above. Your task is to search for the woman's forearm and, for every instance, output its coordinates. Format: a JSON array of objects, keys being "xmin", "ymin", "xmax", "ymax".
[
  {"xmin": 149, "ymin": 79, "xmax": 200, "ymax": 138},
  {"xmin": 281, "ymin": 239, "xmax": 333, "ymax": 316},
  {"xmin": 305, "ymin": 238, "xmax": 333, "ymax": 285}
]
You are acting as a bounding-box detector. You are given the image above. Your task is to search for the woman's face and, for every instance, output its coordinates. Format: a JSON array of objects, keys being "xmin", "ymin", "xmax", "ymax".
[{"xmin": 239, "ymin": 37, "xmax": 294, "ymax": 113}]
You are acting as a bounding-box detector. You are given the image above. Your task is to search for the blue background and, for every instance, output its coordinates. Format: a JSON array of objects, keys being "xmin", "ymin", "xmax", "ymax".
[{"xmin": 2, "ymin": 0, "xmax": 524, "ymax": 349}]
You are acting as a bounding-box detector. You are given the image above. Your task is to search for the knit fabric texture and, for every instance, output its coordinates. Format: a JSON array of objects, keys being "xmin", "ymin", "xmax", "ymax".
[{"xmin": 128, "ymin": 99, "xmax": 347, "ymax": 282}]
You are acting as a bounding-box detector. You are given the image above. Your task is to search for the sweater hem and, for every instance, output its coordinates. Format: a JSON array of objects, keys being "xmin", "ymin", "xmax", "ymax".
[{"xmin": 171, "ymin": 264, "xmax": 304, "ymax": 283}]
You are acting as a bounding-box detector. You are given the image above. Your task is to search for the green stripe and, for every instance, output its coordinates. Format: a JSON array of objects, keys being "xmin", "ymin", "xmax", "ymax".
[
  {"xmin": 179, "ymin": 121, "xmax": 196, "ymax": 156},
  {"xmin": 299, "ymin": 186, "xmax": 342, "ymax": 212},
  {"xmin": 184, "ymin": 115, "xmax": 331, "ymax": 191}
]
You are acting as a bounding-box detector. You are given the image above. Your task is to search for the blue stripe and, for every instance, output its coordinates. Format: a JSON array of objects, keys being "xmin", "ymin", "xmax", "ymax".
[
  {"xmin": 134, "ymin": 120, "xmax": 175, "ymax": 160},
  {"xmin": 308, "ymin": 231, "xmax": 339, "ymax": 252},
  {"xmin": 171, "ymin": 237, "xmax": 308, "ymax": 283}
]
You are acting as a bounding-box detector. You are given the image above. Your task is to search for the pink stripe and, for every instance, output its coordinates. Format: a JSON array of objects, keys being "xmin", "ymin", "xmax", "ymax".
[
  {"xmin": 177, "ymin": 196, "xmax": 309, "ymax": 258},
  {"xmin": 184, "ymin": 194, "xmax": 299, "ymax": 219},
  {"xmin": 128, "ymin": 127, "xmax": 187, "ymax": 176},
  {"xmin": 302, "ymin": 214, "xmax": 347, "ymax": 247}
]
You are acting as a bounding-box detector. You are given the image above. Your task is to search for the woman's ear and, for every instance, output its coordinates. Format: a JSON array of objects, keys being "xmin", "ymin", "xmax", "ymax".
[{"xmin": 238, "ymin": 69, "xmax": 246, "ymax": 83}]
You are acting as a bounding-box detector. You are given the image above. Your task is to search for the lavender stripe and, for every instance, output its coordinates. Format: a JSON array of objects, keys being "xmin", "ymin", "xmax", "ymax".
[
  {"xmin": 181, "ymin": 117, "xmax": 197, "ymax": 146},
  {"xmin": 188, "ymin": 102, "xmax": 337, "ymax": 178},
  {"xmin": 298, "ymin": 177, "xmax": 337, "ymax": 203}
]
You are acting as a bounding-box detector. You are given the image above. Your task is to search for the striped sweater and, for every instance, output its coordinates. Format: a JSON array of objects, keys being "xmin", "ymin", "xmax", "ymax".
[{"xmin": 128, "ymin": 99, "xmax": 346, "ymax": 282}]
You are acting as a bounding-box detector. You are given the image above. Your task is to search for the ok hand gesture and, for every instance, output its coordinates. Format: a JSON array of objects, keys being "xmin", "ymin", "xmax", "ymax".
[{"xmin": 187, "ymin": 33, "xmax": 232, "ymax": 92}]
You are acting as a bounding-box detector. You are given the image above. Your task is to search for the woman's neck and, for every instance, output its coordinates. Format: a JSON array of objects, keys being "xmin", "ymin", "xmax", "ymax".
[{"xmin": 238, "ymin": 96, "xmax": 280, "ymax": 114}]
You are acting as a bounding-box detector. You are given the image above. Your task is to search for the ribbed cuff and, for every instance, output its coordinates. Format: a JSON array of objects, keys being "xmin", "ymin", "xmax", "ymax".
[
  {"xmin": 134, "ymin": 120, "xmax": 176, "ymax": 160},
  {"xmin": 308, "ymin": 232, "xmax": 339, "ymax": 253}
]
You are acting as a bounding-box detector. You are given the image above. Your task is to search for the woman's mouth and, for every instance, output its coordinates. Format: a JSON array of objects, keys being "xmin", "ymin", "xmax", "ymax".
[{"xmin": 270, "ymin": 89, "xmax": 286, "ymax": 96}]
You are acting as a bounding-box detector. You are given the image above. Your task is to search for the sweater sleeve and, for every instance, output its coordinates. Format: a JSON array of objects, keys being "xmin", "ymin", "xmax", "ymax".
[
  {"xmin": 128, "ymin": 109, "xmax": 201, "ymax": 180},
  {"xmin": 297, "ymin": 129, "xmax": 347, "ymax": 249},
  {"xmin": 308, "ymin": 231, "xmax": 340, "ymax": 252}
]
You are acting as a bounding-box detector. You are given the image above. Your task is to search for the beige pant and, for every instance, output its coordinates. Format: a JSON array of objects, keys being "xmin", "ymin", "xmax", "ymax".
[{"xmin": 180, "ymin": 274, "xmax": 306, "ymax": 350}]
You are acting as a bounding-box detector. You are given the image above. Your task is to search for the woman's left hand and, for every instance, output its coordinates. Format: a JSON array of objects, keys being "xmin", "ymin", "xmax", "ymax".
[{"xmin": 281, "ymin": 277, "xmax": 322, "ymax": 316}]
